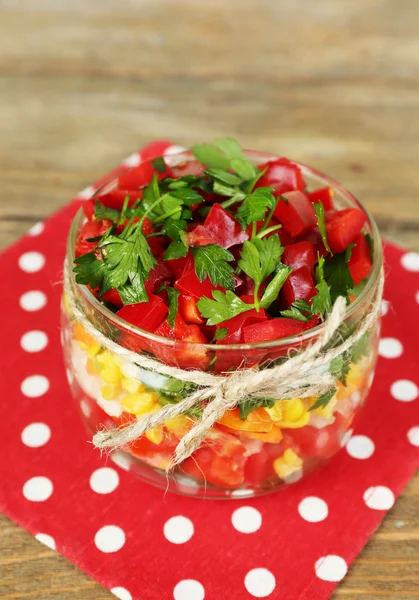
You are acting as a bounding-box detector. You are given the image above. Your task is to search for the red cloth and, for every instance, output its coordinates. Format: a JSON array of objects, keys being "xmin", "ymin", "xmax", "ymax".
[{"xmin": 0, "ymin": 142, "xmax": 418, "ymax": 600}]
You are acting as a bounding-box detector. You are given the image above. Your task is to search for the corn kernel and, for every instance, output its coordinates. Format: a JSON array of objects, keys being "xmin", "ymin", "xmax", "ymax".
[
  {"xmin": 121, "ymin": 377, "xmax": 145, "ymax": 395},
  {"xmin": 145, "ymin": 426, "xmax": 165, "ymax": 445},
  {"xmin": 273, "ymin": 449, "xmax": 303, "ymax": 479},
  {"xmin": 121, "ymin": 392, "xmax": 158, "ymax": 415},
  {"xmin": 73, "ymin": 322, "xmax": 101, "ymax": 356},
  {"xmin": 267, "ymin": 398, "xmax": 309, "ymax": 429},
  {"xmin": 265, "ymin": 402, "xmax": 283, "ymax": 422},
  {"xmin": 101, "ymin": 382, "xmax": 121, "ymax": 400},
  {"xmin": 282, "ymin": 398, "xmax": 306, "ymax": 422},
  {"xmin": 165, "ymin": 414, "xmax": 193, "ymax": 438}
]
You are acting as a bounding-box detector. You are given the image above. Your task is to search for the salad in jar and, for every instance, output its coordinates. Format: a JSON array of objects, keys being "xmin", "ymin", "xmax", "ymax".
[{"xmin": 62, "ymin": 138, "xmax": 382, "ymax": 497}]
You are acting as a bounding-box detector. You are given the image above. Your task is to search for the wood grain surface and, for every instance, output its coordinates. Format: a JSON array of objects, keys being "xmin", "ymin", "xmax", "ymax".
[{"xmin": 0, "ymin": 0, "xmax": 418, "ymax": 598}]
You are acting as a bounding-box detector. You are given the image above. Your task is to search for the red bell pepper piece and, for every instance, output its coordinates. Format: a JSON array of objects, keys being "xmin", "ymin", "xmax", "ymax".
[
  {"xmin": 281, "ymin": 266, "xmax": 317, "ymax": 307},
  {"xmin": 243, "ymin": 315, "xmax": 319, "ymax": 343},
  {"xmin": 283, "ymin": 241, "xmax": 316, "ymax": 274},
  {"xmin": 165, "ymin": 252, "xmax": 194, "ymax": 280},
  {"xmin": 102, "ymin": 288, "xmax": 123, "ymax": 308},
  {"xmin": 203, "ymin": 204, "xmax": 249, "ymax": 249},
  {"xmin": 348, "ymin": 233, "xmax": 373, "ymax": 285},
  {"xmin": 144, "ymin": 261, "xmax": 172, "ymax": 294},
  {"xmin": 118, "ymin": 158, "xmax": 172, "ymax": 190},
  {"xmin": 244, "ymin": 440, "xmax": 287, "ymax": 488},
  {"xmin": 217, "ymin": 296, "xmax": 267, "ymax": 344},
  {"xmin": 117, "ymin": 295, "xmax": 168, "ymax": 352},
  {"xmin": 256, "ymin": 157, "xmax": 305, "ymax": 194},
  {"xmin": 175, "ymin": 269, "xmax": 242, "ymax": 301},
  {"xmin": 153, "ymin": 314, "xmax": 209, "ymax": 370},
  {"xmin": 274, "ymin": 191, "xmax": 317, "ymax": 237},
  {"xmin": 184, "ymin": 225, "xmax": 216, "ymax": 247},
  {"xmin": 326, "ymin": 208, "xmax": 367, "ymax": 253},
  {"xmin": 178, "ymin": 294, "xmax": 204, "ymax": 324},
  {"xmin": 307, "ymin": 186, "xmax": 334, "ymax": 211}
]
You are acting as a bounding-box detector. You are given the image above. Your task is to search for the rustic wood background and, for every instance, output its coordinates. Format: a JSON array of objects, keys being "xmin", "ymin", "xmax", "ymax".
[{"xmin": 1, "ymin": 0, "xmax": 418, "ymax": 598}]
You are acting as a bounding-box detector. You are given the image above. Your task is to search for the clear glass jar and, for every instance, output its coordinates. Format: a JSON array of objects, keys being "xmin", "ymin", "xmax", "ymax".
[{"xmin": 61, "ymin": 151, "xmax": 383, "ymax": 498}]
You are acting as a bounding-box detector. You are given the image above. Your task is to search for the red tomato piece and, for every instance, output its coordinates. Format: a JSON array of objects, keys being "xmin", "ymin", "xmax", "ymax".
[
  {"xmin": 256, "ymin": 157, "xmax": 305, "ymax": 194},
  {"xmin": 348, "ymin": 233, "xmax": 373, "ymax": 285},
  {"xmin": 283, "ymin": 241, "xmax": 316, "ymax": 274},
  {"xmin": 307, "ymin": 186, "xmax": 334, "ymax": 211},
  {"xmin": 118, "ymin": 159, "xmax": 172, "ymax": 190},
  {"xmin": 274, "ymin": 191, "xmax": 317, "ymax": 237},
  {"xmin": 184, "ymin": 225, "xmax": 216, "ymax": 247},
  {"xmin": 288, "ymin": 413, "xmax": 349, "ymax": 459},
  {"xmin": 75, "ymin": 218, "xmax": 112, "ymax": 257},
  {"xmin": 178, "ymin": 294, "xmax": 204, "ymax": 324},
  {"xmin": 326, "ymin": 208, "xmax": 367, "ymax": 253},
  {"xmin": 244, "ymin": 441, "xmax": 286, "ymax": 488},
  {"xmin": 243, "ymin": 315, "xmax": 319, "ymax": 343},
  {"xmin": 203, "ymin": 204, "xmax": 249, "ymax": 249},
  {"xmin": 281, "ymin": 266, "xmax": 317, "ymax": 307}
]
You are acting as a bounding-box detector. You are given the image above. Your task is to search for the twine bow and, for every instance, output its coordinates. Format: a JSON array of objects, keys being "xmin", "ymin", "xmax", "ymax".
[{"xmin": 64, "ymin": 259, "xmax": 384, "ymax": 469}]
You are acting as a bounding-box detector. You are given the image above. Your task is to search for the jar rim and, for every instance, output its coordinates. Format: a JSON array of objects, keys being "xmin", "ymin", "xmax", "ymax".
[{"xmin": 67, "ymin": 150, "xmax": 383, "ymax": 351}]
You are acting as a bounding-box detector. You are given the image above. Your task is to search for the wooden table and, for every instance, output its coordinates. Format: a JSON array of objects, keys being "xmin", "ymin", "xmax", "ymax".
[{"xmin": 1, "ymin": 0, "xmax": 418, "ymax": 598}]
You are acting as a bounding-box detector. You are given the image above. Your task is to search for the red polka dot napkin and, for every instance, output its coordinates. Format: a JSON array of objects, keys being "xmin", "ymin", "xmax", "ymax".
[{"xmin": 1, "ymin": 142, "xmax": 419, "ymax": 600}]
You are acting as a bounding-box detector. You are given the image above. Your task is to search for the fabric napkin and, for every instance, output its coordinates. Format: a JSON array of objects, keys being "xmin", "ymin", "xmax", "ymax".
[{"xmin": 0, "ymin": 141, "xmax": 418, "ymax": 600}]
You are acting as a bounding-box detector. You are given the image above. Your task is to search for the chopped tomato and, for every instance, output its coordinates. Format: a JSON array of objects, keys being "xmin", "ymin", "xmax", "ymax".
[
  {"xmin": 256, "ymin": 157, "xmax": 305, "ymax": 194},
  {"xmin": 281, "ymin": 266, "xmax": 317, "ymax": 307},
  {"xmin": 75, "ymin": 218, "xmax": 112, "ymax": 257},
  {"xmin": 283, "ymin": 241, "xmax": 316, "ymax": 274},
  {"xmin": 288, "ymin": 412, "xmax": 349, "ymax": 459},
  {"xmin": 326, "ymin": 208, "xmax": 367, "ymax": 253},
  {"xmin": 348, "ymin": 233, "xmax": 373, "ymax": 285},
  {"xmin": 274, "ymin": 191, "xmax": 317, "ymax": 237},
  {"xmin": 203, "ymin": 204, "xmax": 249, "ymax": 249},
  {"xmin": 307, "ymin": 187, "xmax": 334, "ymax": 211},
  {"xmin": 243, "ymin": 315, "xmax": 319, "ymax": 343},
  {"xmin": 244, "ymin": 441, "xmax": 287, "ymax": 488}
]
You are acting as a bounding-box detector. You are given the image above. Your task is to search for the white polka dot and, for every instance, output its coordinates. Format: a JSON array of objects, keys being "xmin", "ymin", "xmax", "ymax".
[
  {"xmin": 28, "ymin": 221, "xmax": 44, "ymax": 236},
  {"xmin": 315, "ymin": 555, "xmax": 348, "ymax": 582},
  {"xmin": 231, "ymin": 506, "xmax": 262, "ymax": 533},
  {"xmin": 244, "ymin": 568, "xmax": 276, "ymax": 598},
  {"xmin": 380, "ymin": 299, "xmax": 389, "ymax": 315},
  {"xmin": 378, "ymin": 337, "xmax": 403, "ymax": 358},
  {"xmin": 20, "ymin": 290, "xmax": 47, "ymax": 311},
  {"xmin": 90, "ymin": 467, "xmax": 119, "ymax": 494},
  {"xmin": 173, "ymin": 580, "xmax": 205, "ymax": 600},
  {"xmin": 23, "ymin": 476, "xmax": 53, "ymax": 502},
  {"xmin": 110, "ymin": 451, "xmax": 132, "ymax": 472},
  {"xmin": 35, "ymin": 533, "xmax": 56, "ymax": 550},
  {"xmin": 340, "ymin": 428, "xmax": 353, "ymax": 448},
  {"xmin": 80, "ymin": 399, "xmax": 91, "ymax": 417},
  {"xmin": 94, "ymin": 525, "xmax": 125, "ymax": 553},
  {"xmin": 390, "ymin": 379, "xmax": 418, "ymax": 402},
  {"xmin": 164, "ymin": 516, "xmax": 194, "ymax": 544},
  {"xmin": 363, "ymin": 486, "xmax": 395, "ymax": 510},
  {"xmin": 346, "ymin": 435, "xmax": 375, "ymax": 459},
  {"xmin": 123, "ymin": 153, "xmax": 141, "ymax": 167},
  {"xmin": 401, "ymin": 252, "xmax": 419, "ymax": 272},
  {"xmin": 298, "ymin": 497, "xmax": 328, "ymax": 523},
  {"xmin": 78, "ymin": 185, "xmax": 95, "ymax": 200},
  {"xmin": 407, "ymin": 426, "xmax": 419, "ymax": 447},
  {"xmin": 111, "ymin": 587, "xmax": 132, "ymax": 600},
  {"xmin": 20, "ymin": 331, "xmax": 48, "ymax": 353},
  {"xmin": 21, "ymin": 423, "xmax": 51, "ymax": 448},
  {"xmin": 416, "ymin": 290, "xmax": 419, "ymax": 304},
  {"xmin": 21, "ymin": 375, "xmax": 50, "ymax": 398},
  {"xmin": 164, "ymin": 144, "xmax": 187, "ymax": 156},
  {"xmin": 18, "ymin": 252, "xmax": 45, "ymax": 273}
]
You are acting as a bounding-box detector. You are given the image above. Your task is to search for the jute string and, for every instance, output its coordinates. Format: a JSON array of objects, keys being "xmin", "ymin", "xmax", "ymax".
[{"xmin": 63, "ymin": 259, "xmax": 384, "ymax": 469}]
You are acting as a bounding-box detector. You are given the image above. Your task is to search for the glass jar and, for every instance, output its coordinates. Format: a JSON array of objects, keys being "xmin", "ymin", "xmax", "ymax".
[{"xmin": 61, "ymin": 151, "xmax": 383, "ymax": 498}]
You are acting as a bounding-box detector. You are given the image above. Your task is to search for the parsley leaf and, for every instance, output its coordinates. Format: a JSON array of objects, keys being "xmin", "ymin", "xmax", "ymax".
[
  {"xmin": 236, "ymin": 187, "xmax": 276, "ymax": 227},
  {"xmin": 240, "ymin": 398, "xmax": 276, "ymax": 420},
  {"xmin": 192, "ymin": 244, "xmax": 235, "ymax": 289},
  {"xmin": 308, "ymin": 387, "xmax": 337, "ymax": 412},
  {"xmin": 323, "ymin": 246, "xmax": 354, "ymax": 302},
  {"xmin": 313, "ymin": 202, "xmax": 332, "ymax": 254},
  {"xmin": 197, "ymin": 290, "xmax": 254, "ymax": 325},
  {"xmin": 94, "ymin": 200, "xmax": 120, "ymax": 223},
  {"xmin": 330, "ymin": 353, "xmax": 351, "ymax": 386},
  {"xmin": 157, "ymin": 285, "xmax": 180, "ymax": 328},
  {"xmin": 163, "ymin": 240, "xmax": 188, "ymax": 261},
  {"xmin": 152, "ymin": 156, "xmax": 167, "ymax": 173},
  {"xmin": 212, "ymin": 327, "xmax": 228, "ymax": 342},
  {"xmin": 351, "ymin": 330, "xmax": 371, "ymax": 363},
  {"xmin": 73, "ymin": 252, "xmax": 107, "ymax": 289},
  {"xmin": 190, "ymin": 143, "xmax": 230, "ymax": 169},
  {"xmin": 280, "ymin": 305, "xmax": 309, "ymax": 321},
  {"xmin": 253, "ymin": 235, "xmax": 284, "ymax": 280},
  {"xmin": 260, "ymin": 264, "xmax": 292, "ymax": 309}
]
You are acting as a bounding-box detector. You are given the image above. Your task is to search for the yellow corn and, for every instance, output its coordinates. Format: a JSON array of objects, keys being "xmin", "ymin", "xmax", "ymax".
[
  {"xmin": 101, "ymin": 382, "xmax": 121, "ymax": 400},
  {"xmin": 121, "ymin": 377, "xmax": 145, "ymax": 395},
  {"xmin": 165, "ymin": 414, "xmax": 192, "ymax": 438},
  {"xmin": 266, "ymin": 398, "xmax": 309, "ymax": 429},
  {"xmin": 265, "ymin": 402, "xmax": 283, "ymax": 422},
  {"xmin": 145, "ymin": 426, "xmax": 165, "ymax": 445},
  {"xmin": 273, "ymin": 449, "xmax": 303, "ymax": 479},
  {"xmin": 121, "ymin": 392, "xmax": 158, "ymax": 416}
]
